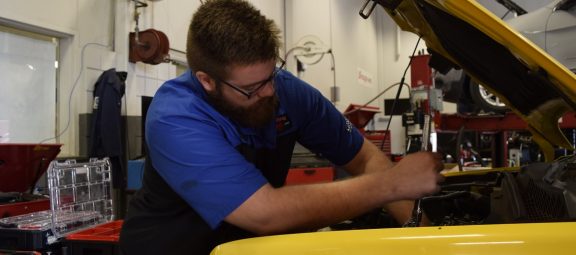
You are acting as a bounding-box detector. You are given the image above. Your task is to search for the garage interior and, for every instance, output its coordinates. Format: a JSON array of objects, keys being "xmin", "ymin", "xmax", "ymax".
[{"xmin": 1, "ymin": 0, "xmax": 575, "ymax": 254}]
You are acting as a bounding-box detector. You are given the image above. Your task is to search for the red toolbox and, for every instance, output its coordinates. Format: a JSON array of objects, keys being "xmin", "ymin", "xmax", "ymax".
[
  {"xmin": 0, "ymin": 144, "xmax": 61, "ymax": 219},
  {"xmin": 365, "ymin": 130, "xmax": 391, "ymax": 155},
  {"xmin": 65, "ymin": 220, "xmax": 123, "ymax": 255},
  {"xmin": 285, "ymin": 167, "xmax": 334, "ymax": 185},
  {"xmin": 344, "ymin": 104, "xmax": 392, "ymax": 157}
]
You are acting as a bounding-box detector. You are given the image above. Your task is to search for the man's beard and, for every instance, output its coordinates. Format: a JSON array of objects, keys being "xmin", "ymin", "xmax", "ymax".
[{"xmin": 206, "ymin": 86, "xmax": 278, "ymax": 128}]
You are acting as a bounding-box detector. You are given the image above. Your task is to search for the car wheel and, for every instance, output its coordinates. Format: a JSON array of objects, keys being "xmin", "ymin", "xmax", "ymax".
[{"xmin": 468, "ymin": 80, "xmax": 507, "ymax": 114}]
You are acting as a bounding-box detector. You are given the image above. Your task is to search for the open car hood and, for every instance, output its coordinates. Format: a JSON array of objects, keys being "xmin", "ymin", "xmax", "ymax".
[{"xmin": 377, "ymin": 0, "xmax": 576, "ymax": 160}]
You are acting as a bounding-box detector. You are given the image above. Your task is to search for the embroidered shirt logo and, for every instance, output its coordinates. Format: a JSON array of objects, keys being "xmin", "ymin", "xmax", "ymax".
[
  {"xmin": 276, "ymin": 115, "xmax": 292, "ymax": 133},
  {"xmin": 345, "ymin": 119, "xmax": 353, "ymax": 133}
]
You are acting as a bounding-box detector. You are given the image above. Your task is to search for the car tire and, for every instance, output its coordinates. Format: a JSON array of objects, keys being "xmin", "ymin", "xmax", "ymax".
[{"xmin": 468, "ymin": 80, "xmax": 508, "ymax": 114}]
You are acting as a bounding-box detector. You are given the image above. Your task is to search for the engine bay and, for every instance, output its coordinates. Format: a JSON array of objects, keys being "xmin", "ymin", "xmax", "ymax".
[{"xmin": 331, "ymin": 156, "xmax": 576, "ymax": 230}]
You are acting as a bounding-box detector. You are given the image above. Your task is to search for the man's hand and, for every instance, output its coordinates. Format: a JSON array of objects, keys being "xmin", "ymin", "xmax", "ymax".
[
  {"xmin": 344, "ymin": 138, "xmax": 444, "ymax": 201},
  {"xmin": 380, "ymin": 152, "xmax": 444, "ymax": 201},
  {"xmin": 343, "ymin": 140, "xmax": 444, "ymax": 223}
]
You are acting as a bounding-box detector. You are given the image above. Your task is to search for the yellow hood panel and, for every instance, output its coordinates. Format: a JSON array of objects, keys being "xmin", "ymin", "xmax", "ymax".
[{"xmin": 211, "ymin": 222, "xmax": 576, "ymax": 255}]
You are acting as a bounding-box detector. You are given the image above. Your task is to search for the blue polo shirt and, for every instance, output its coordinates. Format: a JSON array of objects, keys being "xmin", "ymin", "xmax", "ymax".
[{"xmin": 145, "ymin": 69, "xmax": 364, "ymax": 229}]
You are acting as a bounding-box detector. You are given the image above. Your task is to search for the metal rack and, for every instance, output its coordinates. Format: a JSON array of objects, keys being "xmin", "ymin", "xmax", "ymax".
[{"xmin": 435, "ymin": 112, "xmax": 576, "ymax": 167}]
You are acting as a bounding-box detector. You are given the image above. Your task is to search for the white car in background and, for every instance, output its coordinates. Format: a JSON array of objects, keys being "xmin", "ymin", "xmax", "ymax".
[{"xmin": 436, "ymin": 0, "xmax": 576, "ymax": 114}]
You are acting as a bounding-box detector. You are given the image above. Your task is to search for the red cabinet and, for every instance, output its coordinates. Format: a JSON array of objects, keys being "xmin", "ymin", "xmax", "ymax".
[{"xmin": 285, "ymin": 167, "xmax": 334, "ymax": 185}]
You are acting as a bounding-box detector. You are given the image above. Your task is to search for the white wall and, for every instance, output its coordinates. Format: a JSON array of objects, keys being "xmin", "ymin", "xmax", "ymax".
[
  {"xmin": 0, "ymin": 0, "xmax": 284, "ymax": 157},
  {"xmin": 284, "ymin": 1, "xmax": 425, "ymax": 153},
  {"xmin": 0, "ymin": 0, "xmax": 116, "ymax": 156},
  {"xmin": 0, "ymin": 0, "xmax": 555, "ymax": 156},
  {"xmin": 284, "ymin": 0, "xmax": 332, "ymax": 97},
  {"xmin": 0, "ymin": 0, "xmax": 77, "ymax": 36}
]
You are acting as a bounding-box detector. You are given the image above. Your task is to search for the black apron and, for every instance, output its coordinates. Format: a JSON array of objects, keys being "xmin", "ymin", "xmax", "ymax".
[{"xmin": 119, "ymin": 132, "xmax": 298, "ymax": 255}]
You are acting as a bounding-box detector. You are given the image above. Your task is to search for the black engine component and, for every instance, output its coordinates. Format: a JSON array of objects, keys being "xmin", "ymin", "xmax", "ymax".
[
  {"xmin": 423, "ymin": 157, "xmax": 576, "ymax": 226},
  {"xmin": 422, "ymin": 190, "xmax": 491, "ymax": 226}
]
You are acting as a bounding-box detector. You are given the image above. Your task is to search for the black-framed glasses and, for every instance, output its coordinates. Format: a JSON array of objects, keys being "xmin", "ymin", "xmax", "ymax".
[{"xmin": 217, "ymin": 58, "xmax": 285, "ymax": 99}]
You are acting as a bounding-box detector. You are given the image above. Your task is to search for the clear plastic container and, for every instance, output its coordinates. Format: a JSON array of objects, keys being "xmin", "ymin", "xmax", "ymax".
[{"xmin": 0, "ymin": 158, "xmax": 114, "ymax": 243}]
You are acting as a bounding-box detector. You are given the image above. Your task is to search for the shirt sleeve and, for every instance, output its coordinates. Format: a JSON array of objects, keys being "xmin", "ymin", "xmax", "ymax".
[
  {"xmin": 146, "ymin": 94, "xmax": 267, "ymax": 229},
  {"xmin": 277, "ymin": 71, "xmax": 365, "ymax": 166}
]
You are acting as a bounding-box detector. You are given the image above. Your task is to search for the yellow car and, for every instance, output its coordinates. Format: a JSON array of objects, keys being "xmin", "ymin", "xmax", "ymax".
[{"xmin": 211, "ymin": 1, "xmax": 576, "ymax": 254}]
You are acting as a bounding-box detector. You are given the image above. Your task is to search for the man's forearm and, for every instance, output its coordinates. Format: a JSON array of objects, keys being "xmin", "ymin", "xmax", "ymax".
[
  {"xmin": 344, "ymin": 137, "xmax": 394, "ymax": 176},
  {"xmin": 226, "ymin": 171, "xmax": 399, "ymax": 235},
  {"xmin": 226, "ymin": 151, "xmax": 443, "ymax": 235}
]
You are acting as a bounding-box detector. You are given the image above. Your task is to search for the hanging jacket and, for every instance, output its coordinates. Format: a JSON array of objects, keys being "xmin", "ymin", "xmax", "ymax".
[{"xmin": 89, "ymin": 68, "xmax": 126, "ymax": 188}]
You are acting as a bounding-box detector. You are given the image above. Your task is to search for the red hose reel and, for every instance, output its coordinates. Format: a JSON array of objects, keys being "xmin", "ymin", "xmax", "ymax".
[{"xmin": 129, "ymin": 28, "xmax": 170, "ymax": 65}]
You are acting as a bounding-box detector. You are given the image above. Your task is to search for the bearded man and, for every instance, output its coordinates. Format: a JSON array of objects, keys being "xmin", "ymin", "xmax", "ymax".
[{"xmin": 119, "ymin": 0, "xmax": 444, "ymax": 254}]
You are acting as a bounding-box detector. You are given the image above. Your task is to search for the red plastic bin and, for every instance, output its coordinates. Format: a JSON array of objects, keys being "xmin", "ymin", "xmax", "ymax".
[
  {"xmin": 66, "ymin": 220, "xmax": 123, "ymax": 242},
  {"xmin": 65, "ymin": 220, "xmax": 123, "ymax": 255}
]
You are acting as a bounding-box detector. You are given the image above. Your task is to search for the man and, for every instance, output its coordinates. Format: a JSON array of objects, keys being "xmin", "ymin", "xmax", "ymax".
[{"xmin": 119, "ymin": 0, "xmax": 444, "ymax": 254}]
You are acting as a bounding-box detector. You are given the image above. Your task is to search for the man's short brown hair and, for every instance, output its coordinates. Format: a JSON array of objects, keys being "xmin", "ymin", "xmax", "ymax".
[{"xmin": 186, "ymin": 0, "xmax": 282, "ymax": 80}]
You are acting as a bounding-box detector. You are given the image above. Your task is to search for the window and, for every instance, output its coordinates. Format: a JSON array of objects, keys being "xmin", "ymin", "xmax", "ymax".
[{"xmin": 0, "ymin": 26, "xmax": 58, "ymax": 143}]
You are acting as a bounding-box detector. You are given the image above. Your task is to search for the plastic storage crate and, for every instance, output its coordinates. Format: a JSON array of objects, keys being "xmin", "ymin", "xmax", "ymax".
[
  {"xmin": 65, "ymin": 220, "xmax": 122, "ymax": 255},
  {"xmin": 0, "ymin": 158, "xmax": 114, "ymax": 250}
]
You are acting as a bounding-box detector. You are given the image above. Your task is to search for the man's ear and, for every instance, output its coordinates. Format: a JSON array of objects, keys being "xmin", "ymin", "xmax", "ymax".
[{"xmin": 195, "ymin": 71, "xmax": 216, "ymax": 92}]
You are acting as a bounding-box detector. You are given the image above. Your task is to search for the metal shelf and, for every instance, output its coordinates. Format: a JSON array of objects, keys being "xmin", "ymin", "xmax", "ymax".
[{"xmin": 435, "ymin": 112, "xmax": 576, "ymax": 132}]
